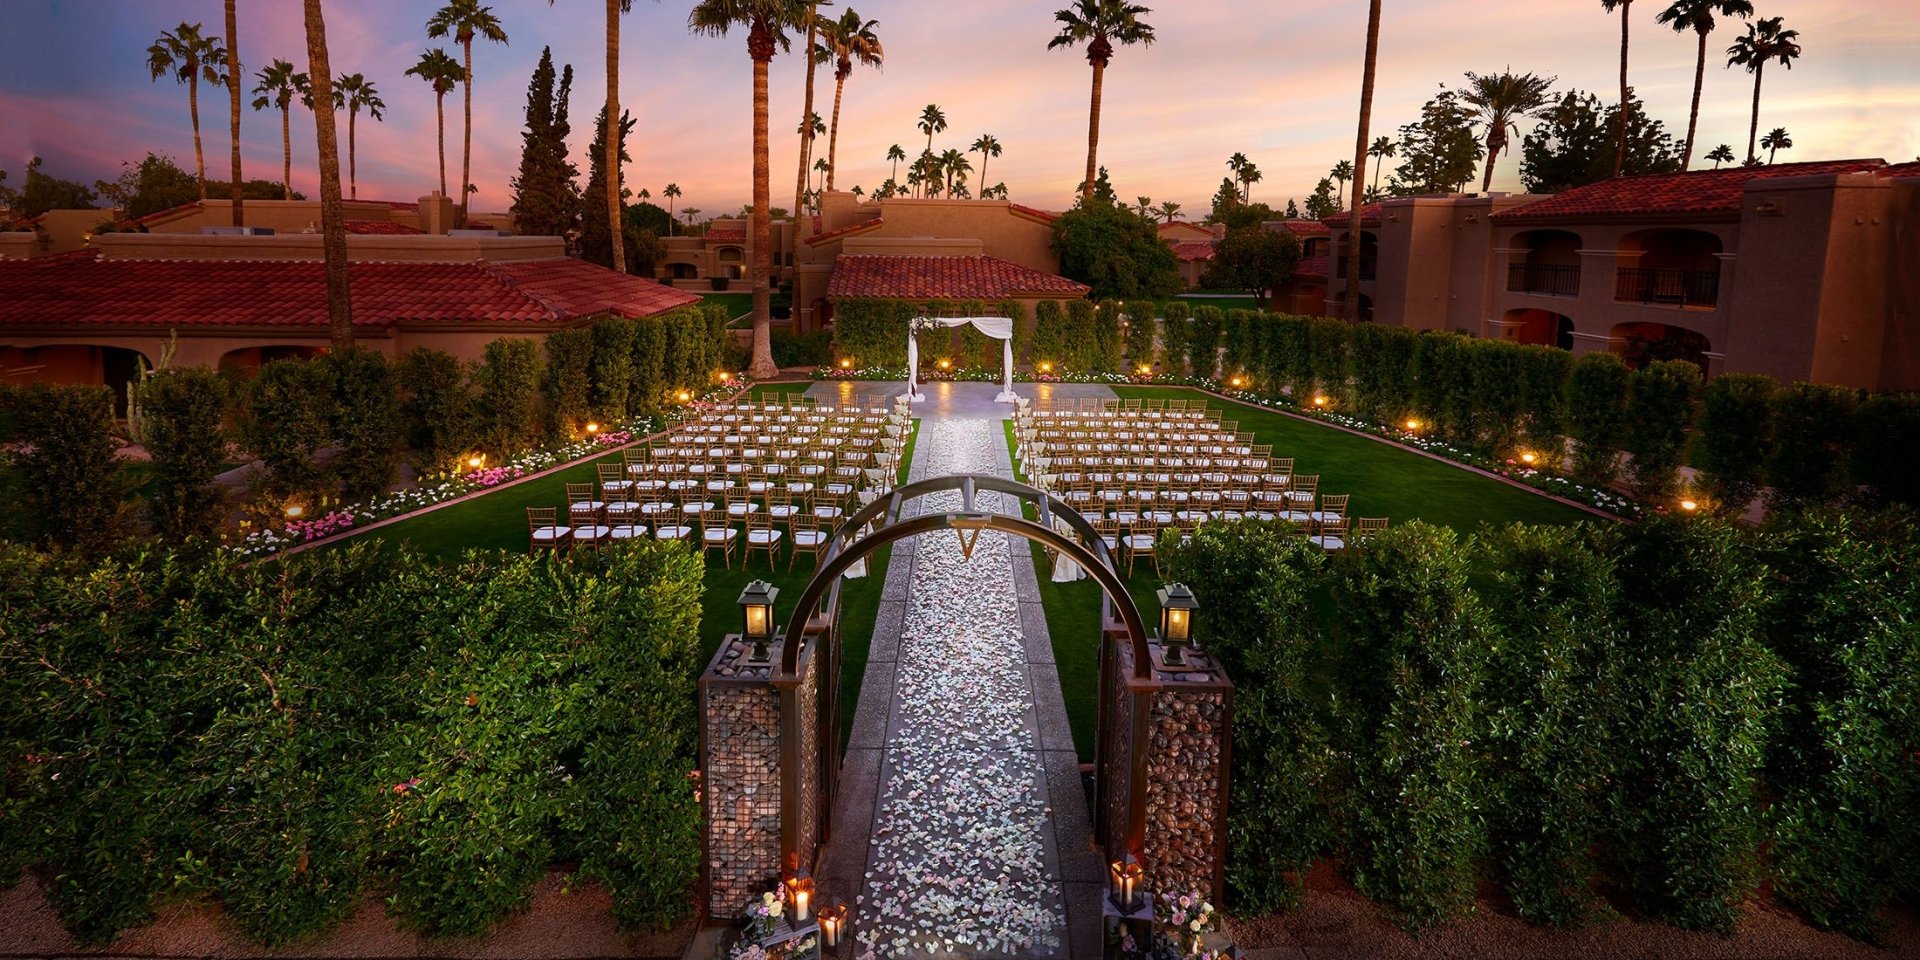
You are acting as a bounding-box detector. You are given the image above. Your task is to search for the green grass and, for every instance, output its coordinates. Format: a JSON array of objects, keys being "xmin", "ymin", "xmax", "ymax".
[
  {"xmin": 1011, "ymin": 386, "xmax": 1599, "ymax": 758},
  {"xmin": 1176, "ymin": 294, "xmax": 1262, "ymax": 312}
]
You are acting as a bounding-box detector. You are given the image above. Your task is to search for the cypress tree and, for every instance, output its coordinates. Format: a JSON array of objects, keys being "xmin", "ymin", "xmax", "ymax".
[
  {"xmin": 508, "ymin": 47, "xmax": 578, "ymax": 238},
  {"xmin": 580, "ymin": 101, "xmax": 638, "ymax": 272}
]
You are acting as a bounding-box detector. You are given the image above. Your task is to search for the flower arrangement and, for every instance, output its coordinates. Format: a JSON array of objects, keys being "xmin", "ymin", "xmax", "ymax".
[
  {"xmin": 1162, "ymin": 889, "xmax": 1217, "ymax": 954},
  {"xmin": 744, "ymin": 888, "xmax": 785, "ymax": 941}
]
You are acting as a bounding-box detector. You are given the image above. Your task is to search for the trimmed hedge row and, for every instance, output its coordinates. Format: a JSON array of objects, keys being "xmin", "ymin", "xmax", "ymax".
[
  {"xmin": 0, "ymin": 540, "xmax": 703, "ymax": 944},
  {"xmin": 1161, "ymin": 511, "xmax": 1920, "ymax": 938}
]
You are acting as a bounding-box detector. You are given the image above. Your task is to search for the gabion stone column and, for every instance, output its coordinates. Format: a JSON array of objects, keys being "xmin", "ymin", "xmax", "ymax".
[{"xmin": 699, "ymin": 636, "xmax": 784, "ymax": 921}]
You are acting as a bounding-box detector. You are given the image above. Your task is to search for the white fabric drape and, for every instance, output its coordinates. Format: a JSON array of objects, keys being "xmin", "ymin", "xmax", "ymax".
[{"xmin": 903, "ymin": 316, "xmax": 1020, "ymax": 404}]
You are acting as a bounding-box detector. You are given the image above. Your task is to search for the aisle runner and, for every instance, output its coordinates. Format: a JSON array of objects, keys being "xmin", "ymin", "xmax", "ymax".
[{"xmin": 857, "ymin": 418, "xmax": 1066, "ymax": 957}]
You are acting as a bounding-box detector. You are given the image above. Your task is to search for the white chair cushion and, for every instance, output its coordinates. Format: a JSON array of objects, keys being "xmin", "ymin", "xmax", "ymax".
[
  {"xmin": 793, "ymin": 530, "xmax": 827, "ymax": 546},
  {"xmin": 1122, "ymin": 534, "xmax": 1156, "ymax": 550},
  {"xmin": 573, "ymin": 525, "xmax": 611, "ymax": 540},
  {"xmin": 747, "ymin": 529, "xmax": 782, "ymax": 545},
  {"xmin": 609, "ymin": 524, "xmax": 646, "ymax": 539},
  {"xmin": 1310, "ymin": 535, "xmax": 1346, "ymax": 551},
  {"xmin": 532, "ymin": 527, "xmax": 570, "ymax": 542},
  {"xmin": 656, "ymin": 525, "xmax": 691, "ymax": 540},
  {"xmin": 703, "ymin": 528, "xmax": 737, "ymax": 542}
]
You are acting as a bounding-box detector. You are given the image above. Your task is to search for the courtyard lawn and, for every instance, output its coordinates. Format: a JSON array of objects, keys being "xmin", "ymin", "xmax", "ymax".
[
  {"xmin": 1009, "ymin": 385, "xmax": 1601, "ymax": 758},
  {"xmin": 1175, "ymin": 294, "xmax": 1262, "ymax": 312}
]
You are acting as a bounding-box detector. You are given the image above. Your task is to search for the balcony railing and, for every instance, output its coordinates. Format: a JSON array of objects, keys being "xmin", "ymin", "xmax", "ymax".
[
  {"xmin": 1615, "ymin": 267, "xmax": 1719, "ymax": 307},
  {"xmin": 1333, "ymin": 256, "xmax": 1377, "ymax": 281},
  {"xmin": 1506, "ymin": 263, "xmax": 1582, "ymax": 297}
]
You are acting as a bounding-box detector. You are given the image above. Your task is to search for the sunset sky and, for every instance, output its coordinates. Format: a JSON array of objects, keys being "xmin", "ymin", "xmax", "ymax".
[{"xmin": 3, "ymin": 0, "xmax": 1917, "ymax": 217}]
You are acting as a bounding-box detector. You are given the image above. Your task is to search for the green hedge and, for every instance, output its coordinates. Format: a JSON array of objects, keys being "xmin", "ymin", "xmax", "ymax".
[
  {"xmin": 397, "ymin": 349, "xmax": 475, "ymax": 476},
  {"xmin": 1159, "ymin": 301, "xmax": 1192, "ymax": 377},
  {"xmin": 7, "ymin": 384, "xmax": 127, "ymax": 554},
  {"xmin": 326, "ymin": 348, "xmax": 403, "ymax": 502},
  {"xmin": 135, "ymin": 368, "xmax": 229, "ymax": 540},
  {"xmin": 475, "ymin": 338, "xmax": 544, "ymax": 458},
  {"xmin": 1030, "ymin": 300, "xmax": 1070, "ymax": 371},
  {"xmin": 1122, "ymin": 301, "xmax": 1157, "ymax": 369},
  {"xmin": 240, "ymin": 357, "xmax": 337, "ymax": 503},
  {"xmin": 1768, "ymin": 382, "xmax": 1858, "ymax": 510},
  {"xmin": 1696, "ymin": 373, "xmax": 1773, "ymax": 513},
  {"xmin": 1563, "ymin": 352, "xmax": 1630, "ymax": 484},
  {"xmin": 0, "ymin": 540, "xmax": 703, "ymax": 944},
  {"xmin": 1622, "ymin": 359, "xmax": 1700, "ymax": 498}
]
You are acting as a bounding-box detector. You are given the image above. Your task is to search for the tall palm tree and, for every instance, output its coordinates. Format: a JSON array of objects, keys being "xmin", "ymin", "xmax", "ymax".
[
  {"xmin": 812, "ymin": 157, "xmax": 830, "ymax": 198},
  {"xmin": 1226, "ymin": 152, "xmax": 1250, "ymax": 202},
  {"xmin": 223, "ymin": 0, "xmax": 244, "ymax": 224},
  {"xmin": 681, "ymin": 206, "xmax": 701, "ymax": 232},
  {"xmin": 543, "ymin": 0, "xmax": 649, "ymax": 271},
  {"xmin": 251, "ymin": 60, "xmax": 310, "ymax": 200},
  {"xmin": 690, "ymin": 0, "xmax": 808, "ymax": 381},
  {"xmin": 792, "ymin": 0, "xmax": 829, "ymax": 233},
  {"xmin": 1658, "ymin": 0, "xmax": 1755, "ymax": 170},
  {"xmin": 1240, "ymin": 162, "xmax": 1262, "ymax": 203},
  {"xmin": 1705, "ymin": 143, "xmax": 1736, "ymax": 167},
  {"xmin": 302, "ymin": 0, "xmax": 351, "ymax": 346},
  {"xmin": 822, "ymin": 9, "xmax": 880, "ymax": 192},
  {"xmin": 663, "ymin": 182, "xmax": 681, "ymax": 234},
  {"xmin": 403, "ymin": 49, "xmax": 463, "ymax": 199},
  {"xmin": 1154, "ymin": 199, "xmax": 1182, "ymax": 223},
  {"xmin": 148, "ymin": 23, "xmax": 227, "ymax": 201},
  {"xmin": 1331, "ymin": 159, "xmax": 1354, "ymax": 206},
  {"xmin": 1048, "ymin": 0, "xmax": 1155, "ymax": 203},
  {"xmin": 940, "ymin": 149, "xmax": 971, "ymax": 195},
  {"xmin": 1462, "ymin": 69, "xmax": 1556, "ymax": 192},
  {"xmin": 426, "ymin": 0, "xmax": 508, "ymax": 226},
  {"xmin": 1367, "ymin": 135, "xmax": 1395, "ymax": 193},
  {"xmin": 917, "ymin": 104, "xmax": 947, "ymax": 187},
  {"xmin": 1760, "ymin": 126, "xmax": 1792, "ymax": 164},
  {"xmin": 969, "ymin": 134, "xmax": 1002, "ymax": 188},
  {"xmin": 1601, "ymin": 1, "xmax": 1634, "ymax": 176},
  {"xmin": 887, "ymin": 143, "xmax": 906, "ymax": 183},
  {"xmin": 1346, "ymin": 0, "xmax": 1382, "ymax": 322},
  {"xmin": 332, "ymin": 74, "xmax": 385, "ymax": 200},
  {"xmin": 1726, "ymin": 16, "xmax": 1802, "ymax": 165}
]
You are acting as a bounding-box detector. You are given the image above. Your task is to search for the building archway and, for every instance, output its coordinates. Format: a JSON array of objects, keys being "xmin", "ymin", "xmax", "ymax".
[
  {"xmin": 0, "ymin": 343, "xmax": 152, "ymax": 417},
  {"xmin": 1504, "ymin": 308, "xmax": 1575, "ymax": 349},
  {"xmin": 1611, "ymin": 321, "xmax": 1711, "ymax": 370},
  {"xmin": 217, "ymin": 345, "xmax": 325, "ymax": 377},
  {"xmin": 1616, "ymin": 228, "xmax": 1724, "ymax": 307},
  {"xmin": 666, "ymin": 261, "xmax": 699, "ymax": 280},
  {"xmin": 1507, "ymin": 229, "xmax": 1583, "ymax": 296}
]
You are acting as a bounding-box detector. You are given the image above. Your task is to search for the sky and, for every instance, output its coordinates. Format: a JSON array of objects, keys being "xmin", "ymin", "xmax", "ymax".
[{"xmin": 2, "ymin": 0, "xmax": 1917, "ymax": 218}]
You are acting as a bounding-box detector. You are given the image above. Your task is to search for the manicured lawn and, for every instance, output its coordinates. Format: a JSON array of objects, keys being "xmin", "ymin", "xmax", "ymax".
[{"xmin": 1010, "ymin": 385, "xmax": 1600, "ymax": 758}]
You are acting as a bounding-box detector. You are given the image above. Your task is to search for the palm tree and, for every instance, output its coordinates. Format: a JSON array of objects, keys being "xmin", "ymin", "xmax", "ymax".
[
  {"xmin": 917, "ymin": 104, "xmax": 948, "ymax": 191},
  {"xmin": 663, "ymin": 182, "xmax": 681, "ymax": 234},
  {"xmin": 403, "ymin": 49, "xmax": 463, "ymax": 199},
  {"xmin": 681, "ymin": 206, "xmax": 701, "ymax": 232},
  {"xmin": 1706, "ymin": 143, "xmax": 1736, "ymax": 168},
  {"xmin": 1133, "ymin": 196, "xmax": 1153, "ymax": 217},
  {"xmin": 1601, "ymin": 1, "xmax": 1634, "ymax": 176},
  {"xmin": 1462, "ymin": 69, "xmax": 1556, "ymax": 192},
  {"xmin": 970, "ymin": 134, "xmax": 1002, "ymax": 189},
  {"xmin": 792, "ymin": 0, "xmax": 828, "ymax": 233},
  {"xmin": 690, "ymin": 0, "xmax": 808, "ymax": 381},
  {"xmin": 1049, "ymin": 0, "xmax": 1155, "ymax": 203},
  {"xmin": 823, "ymin": 10, "xmax": 881, "ymax": 191},
  {"xmin": 1240, "ymin": 162, "xmax": 1262, "ymax": 203},
  {"xmin": 426, "ymin": 0, "xmax": 508, "ymax": 226},
  {"xmin": 331, "ymin": 74, "xmax": 385, "ymax": 201},
  {"xmin": 1154, "ymin": 199, "xmax": 1182, "ymax": 222},
  {"xmin": 1331, "ymin": 159, "xmax": 1354, "ymax": 206},
  {"xmin": 252, "ymin": 60, "xmax": 311, "ymax": 200},
  {"xmin": 812, "ymin": 157, "xmax": 830, "ymax": 197},
  {"xmin": 1657, "ymin": 0, "xmax": 1755, "ymax": 170},
  {"xmin": 1726, "ymin": 16, "xmax": 1802, "ymax": 165},
  {"xmin": 886, "ymin": 143, "xmax": 906, "ymax": 183},
  {"xmin": 1367, "ymin": 135, "xmax": 1395, "ymax": 193},
  {"xmin": 1760, "ymin": 126, "xmax": 1792, "ymax": 164},
  {"xmin": 1346, "ymin": 0, "xmax": 1381, "ymax": 323},
  {"xmin": 606, "ymin": 1, "xmax": 640, "ymax": 271},
  {"xmin": 302, "ymin": 0, "xmax": 351, "ymax": 346},
  {"xmin": 147, "ymin": 23, "xmax": 227, "ymax": 201},
  {"xmin": 223, "ymin": 0, "xmax": 244, "ymax": 225}
]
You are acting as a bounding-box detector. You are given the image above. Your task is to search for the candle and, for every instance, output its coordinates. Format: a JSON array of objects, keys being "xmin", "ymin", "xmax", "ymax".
[
  {"xmin": 793, "ymin": 887, "xmax": 810, "ymax": 921},
  {"xmin": 820, "ymin": 907, "xmax": 842, "ymax": 946}
]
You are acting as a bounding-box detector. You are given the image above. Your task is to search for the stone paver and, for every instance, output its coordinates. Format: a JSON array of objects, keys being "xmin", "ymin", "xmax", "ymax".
[{"xmin": 803, "ymin": 381, "xmax": 1117, "ymax": 420}]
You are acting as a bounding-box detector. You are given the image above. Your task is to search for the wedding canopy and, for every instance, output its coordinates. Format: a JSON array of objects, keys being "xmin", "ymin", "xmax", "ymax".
[{"xmin": 903, "ymin": 316, "xmax": 1019, "ymax": 404}]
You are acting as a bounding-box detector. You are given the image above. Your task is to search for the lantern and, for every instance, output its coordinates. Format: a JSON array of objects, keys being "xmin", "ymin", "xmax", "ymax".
[
  {"xmin": 819, "ymin": 902, "xmax": 847, "ymax": 947},
  {"xmin": 1157, "ymin": 582, "xmax": 1198, "ymax": 667},
  {"xmin": 1108, "ymin": 853, "xmax": 1144, "ymax": 912},
  {"xmin": 740, "ymin": 580, "xmax": 778, "ymax": 664},
  {"xmin": 784, "ymin": 867, "xmax": 813, "ymax": 922}
]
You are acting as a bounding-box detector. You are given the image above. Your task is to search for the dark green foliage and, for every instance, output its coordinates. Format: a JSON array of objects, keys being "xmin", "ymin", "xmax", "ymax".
[
  {"xmin": 1622, "ymin": 360, "xmax": 1700, "ymax": 498},
  {"xmin": 1563, "ymin": 352, "xmax": 1630, "ymax": 484},
  {"xmin": 1189, "ymin": 306, "xmax": 1223, "ymax": 380},
  {"xmin": 239, "ymin": 358, "xmax": 335, "ymax": 504},
  {"xmin": 1159, "ymin": 301, "xmax": 1192, "ymax": 377},
  {"xmin": 1853, "ymin": 392, "xmax": 1920, "ymax": 507},
  {"xmin": 1049, "ymin": 198, "xmax": 1183, "ymax": 300},
  {"xmin": 1479, "ymin": 525, "xmax": 1623, "ymax": 926},
  {"xmin": 325, "ymin": 349, "xmax": 402, "ymax": 502},
  {"xmin": 995, "ymin": 299, "xmax": 1029, "ymax": 361},
  {"xmin": 1335, "ymin": 521, "xmax": 1489, "ymax": 928},
  {"xmin": 543, "ymin": 329, "xmax": 595, "ymax": 437},
  {"xmin": 1306, "ymin": 318, "xmax": 1350, "ymax": 405},
  {"xmin": 1203, "ymin": 226, "xmax": 1301, "ymax": 310},
  {"xmin": 7, "ymin": 384, "xmax": 126, "ymax": 553},
  {"xmin": 1610, "ymin": 518, "xmax": 1783, "ymax": 933},
  {"xmin": 93, "ymin": 152, "xmax": 296, "ymax": 221},
  {"xmin": 830, "ymin": 299, "xmax": 914, "ymax": 367},
  {"xmin": 581, "ymin": 106, "xmax": 653, "ymax": 274},
  {"xmin": 630, "ymin": 315, "xmax": 669, "ymax": 410},
  {"xmin": 396, "ymin": 348, "xmax": 475, "ymax": 475},
  {"xmin": 1411, "ymin": 334, "xmax": 1474, "ymax": 444},
  {"xmin": 1465, "ymin": 340, "xmax": 1525, "ymax": 453},
  {"xmin": 1388, "ymin": 87, "xmax": 1481, "ymax": 195},
  {"xmin": 1161, "ymin": 523, "xmax": 1331, "ymax": 912},
  {"xmin": 1219, "ymin": 309, "xmax": 1257, "ymax": 383},
  {"xmin": 1516, "ymin": 345, "xmax": 1572, "ymax": 458},
  {"xmin": 474, "ymin": 338, "xmax": 543, "ymax": 457},
  {"xmin": 508, "ymin": 48, "xmax": 580, "ymax": 239},
  {"xmin": 1767, "ymin": 382, "xmax": 1858, "ymax": 511},
  {"xmin": 136, "ymin": 367, "xmax": 228, "ymax": 539},
  {"xmin": 1029, "ymin": 300, "xmax": 1070, "ymax": 370},
  {"xmin": 661, "ymin": 306, "xmax": 716, "ymax": 388},
  {"xmin": 1122, "ymin": 302, "xmax": 1157, "ymax": 369},
  {"xmin": 591, "ymin": 317, "xmax": 637, "ymax": 421},
  {"xmin": 1695, "ymin": 373, "xmax": 1774, "ymax": 514},
  {"xmin": 1092, "ymin": 300, "xmax": 1124, "ymax": 372},
  {"xmin": 1762, "ymin": 509, "xmax": 1920, "ymax": 941},
  {"xmin": 957, "ymin": 300, "xmax": 998, "ymax": 369},
  {"xmin": 769, "ymin": 329, "xmax": 834, "ymax": 369},
  {"xmin": 1520, "ymin": 90, "xmax": 1683, "ymax": 194},
  {"xmin": 1349, "ymin": 323, "xmax": 1415, "ymax": 422},
  {"xmin": 1067, "ymin": 299, "xmax": 1101, "ymax": 372},
  {"xmin": 6, "ymin": 155, "xmax": 97, "ymax": 217}
]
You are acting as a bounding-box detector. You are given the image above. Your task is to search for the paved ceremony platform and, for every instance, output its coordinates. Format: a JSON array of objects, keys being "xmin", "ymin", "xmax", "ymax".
[{"xmin": 803, "ymin": 381, "xmax": 1119, "ymax": 420}]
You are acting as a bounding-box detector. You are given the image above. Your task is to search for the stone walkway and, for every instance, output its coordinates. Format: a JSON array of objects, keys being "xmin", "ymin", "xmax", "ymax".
[{"xmin": 817, "ymin": 390, "xmax": 1104, "ymax": 958}]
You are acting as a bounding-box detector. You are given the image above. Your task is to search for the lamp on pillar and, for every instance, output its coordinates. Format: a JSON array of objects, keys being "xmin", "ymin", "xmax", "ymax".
[
  {"xmin": 740, "ymin": 580, "xmax": 778, "ymax": 665},
  {"xmin": 1157, "ymin": 582, "xmax": 1198, "ymax": 667},
  {"xmin": 1108, "ymin": 853, "xmax": 1144, "ymax": 912},
  {"xmin": 783, "ymin": 867, "xmax": 814, "ymax": 922}
]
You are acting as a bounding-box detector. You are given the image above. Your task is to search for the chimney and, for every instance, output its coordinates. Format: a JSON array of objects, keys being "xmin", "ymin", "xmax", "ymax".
[{"xmin": 419, "ymin": 193, "xmax": 455, "ymax": 235}]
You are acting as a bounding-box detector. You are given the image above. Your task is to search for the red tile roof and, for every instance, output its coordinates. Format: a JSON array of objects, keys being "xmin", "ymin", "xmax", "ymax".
[
  {"xmin": 805, "ymin": 217, "xmax": 885, "ymax": 246},
  {"xmin": 826, "ymin": 254, "xmax": 1088, "ymax": 301},
  {"xmin": 1275, "ymin": 219, "xmax": 1330, "ymax": 237},
  {"xmin": 1879, "ymin": 161, "xmax": 1920, "ymax": 179},
  {"xmin": 0, "ymin": 254, "xmax": 700, "ymax": 329},
  {"xmin": 1321, "ymin": 204, "xmax": 1382, "ymax": 227},
  {"xmin": 345, "ymin": 220, "xmax": 425, "ymax": 235},
  {"xmin": 1492, "ymin": 159, "xmax": 1887, "ymax": 222},
  {"xmin": 704, "ymin": 228, "xmax": 747, "ymax": 243},
  {"xmin": 1294, "ymin": 254, "xmax": 1330, "ymax": 279},
  {"xmin": 1170, "ymin": 241, "xmax": 1217, "ymax": 262},
  {"xmin": 1009, "ymin": 203, "xmax": 1060, "ymax": 223}
]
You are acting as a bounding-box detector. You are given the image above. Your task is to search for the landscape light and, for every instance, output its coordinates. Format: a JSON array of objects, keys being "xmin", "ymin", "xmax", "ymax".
[
  {"xmin": 1520, "ymin": 452, "xmax": 1537, "ymax": 465},
  {"xmin": 585, "ymin": 422, "xmax": 600, "ymax": 434},
  {"xmin": 1157, "ymin": 582, "xmax": 1198, "ymax": 666},
  {"xmin": 1108, "ymin": 853, "xmax": 1144, "ymax": 912},
  {"xmin": 739, "ymin": 580, "xmax": 777, "ymax": 664},
  {"xmin": 1137, "ymin": 363, "xmax": 1152, "ymax": 375},
  {"xmin": 1230, "ymin": 376, "xmax": 1245, "ymax": 388},
  {"xmin": 1312, "ymin": 395, "xmax": 1328, "ymax": 407},
  {"xmin": 677, "ymin": 389, "xmax": 693, "ymax": 403},
  {"xmin": 467, "ymin": 454, "xmax": 485, "ymax": 468},
  {"xmin": 937, "ymin": 358, "xmax": 951, "ymax": 370},
  {"xmin": 1680, "ymin": 498, "xmax": 1699, "ymax": 512},
  {"xmin": 1038, "ymin": 362, "xmax": 1053, "ymax": 374},
  {"xmin": 839, "ymin": 358, "xmax": 853, "ymax": 369},
  {"xmin": 284, "ymin": 504, "xmax": 305, "ymax": 519},
  {"xmin": 1405, "ymin": 418, "xmax": 1422, "ymax": 431}
]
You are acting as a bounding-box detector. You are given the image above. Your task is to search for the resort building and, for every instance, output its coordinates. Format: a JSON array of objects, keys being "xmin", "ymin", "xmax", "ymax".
[
  {"xmin": 658, "ymin": 217, "xmax": 799, "ymax": 292},
  {"xmin": 1322, "ymin": 161, "xmax": 1919, "ymax": 390},
  {"xmin": 1158, "ymin": 220, "xmax": 1223, "ymax": 289}
]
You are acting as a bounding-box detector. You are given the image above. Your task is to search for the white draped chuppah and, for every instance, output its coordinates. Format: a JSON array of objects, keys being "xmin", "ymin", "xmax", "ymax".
[{"xmin": 902, "ymin": 316, "xmax": 1020, "ymax": 404}]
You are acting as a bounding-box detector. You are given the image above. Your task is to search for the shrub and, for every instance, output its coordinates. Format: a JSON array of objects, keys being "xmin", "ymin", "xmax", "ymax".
[
  {"xmin": 1160, "ymin": 301, "xmax": 1192, "ymax": 377},
  {"xmin": 325, "ymin": 348, "xmax": 402, "ymax": 502},
  {"xmin": 1516, "ymin": 345, "xmax": 1572, "ymax": 462},
  {"xmin": 542, "ymin": 329, "xmax": 595, "ymax": 438},
  {"xmin": 1066, "ymin": 299, "xmax": 1101, "ymax": 372},
  {"xmin": 1189, "ymin": 305, "xmax": 1224, "ymax": 380},
  {"xmin": 474, "ymin": 338, "xmax": 543, "ymax": 457},
  {"xmin": 1092, "ymin": 300, "xmax": 1124, "ymax": 372},
  {"xmin": 1306, "ymin": 317, "xmax": 1350, "ymax": 406},
  {"xmin": 239, "ymin": 358, "xmax": 336, "ymax": 504},
  {"xmin": 770, "ymin": 328, "xmax": 834, "ymax": 369},
  {"xmin": 630, "ymin": 315, "xmax": 669, "ymax": 411},
  {"xmin": 1122, "ymin": 302, "xmax": 1157, "ymax": 369},
  {"xmin": 1411, "ymin": 334, "xmax": 1473, "ymax": 445},
  {"xmin": 396, "ymin": 348, "xmax": 475, "ymax": 476},
  {"xmin": 1563, "ymin": 352, "xmax": 1630, "ymax": 484},
  {"xmin": 1161, "ymin": 522, "xmax": 1331, "ymax": 912},
  {"xmin": 1467, "ymin": 340, "xmax": 1526, "ymax": 453},
  {"xmin": 1029, "ymin": 300, "xmax": 1071, "ymax": 371},
  {"xmin": 1219, "ymin": 309, "xmax": 1257, "ymax": 383},
  {"xmin": 1767, "ymin": 382, "xmax": 1858, "ymax": 511},
  {"xmin": 829, "ymin": 298, "xmax": 911, "ymax": 367},
  {"xmin": 1621, "ymin": 359, "xmax": 1700, "ymax": 499},
  {"xmin": 995, "ymin": 299, "xmax": 1029, "ymax": 362},
  {"xmin": 591, "ymin": 317, "xmax": 638, "ymax": 422},
  {"xmin": 8, "ymin": 384, "xmax": 127, "ymax": 554},
  {"xmin": 662, "ymin": 308, "xmax": 706, "ymax": 390},
  {"xmin": 1050, "ymin": 198, "xmax": 1183, "ymax": 299},
  {"xmin": 1695, "ymin": 373, "xmax": 1774, "ymax": 514},
  {"xmin": 1610, "ymin": 518, "xmax": 1782, "ymax": 933},
  {"xmin": 1762, "ymin": 508, "xmax": 1920, "ymax": 941},
  {"xmin": 1350, "ymin": 323, "xmax": 1416, "ymax": 422},
  {"xmin": 137, "ymin": 367, "xmax": 228, "ymax": 540},
  {"xmin": 1334, "ymin": 521, "xmax": 1489, "ymax": 928},
  {"xmin": 1853, "ymin": 392, "xmax": 1920, "ymax": 508},
  {"xmin": 1479, "ymin": 524, "xmax": 1624, "ymax": 926}
]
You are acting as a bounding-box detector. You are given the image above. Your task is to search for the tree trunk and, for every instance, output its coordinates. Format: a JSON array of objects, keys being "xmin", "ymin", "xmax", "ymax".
[
  {"xmin": 348, "ymin": 106, "xmax": 357, "ymax": 200},
  {"xmin": 460, "ymin": 37, "xmax": 473, "ymax": 227},
  {"xmin": 826, "ymin": 64, "xmax": 848, "ymax": 190},
  {"xmin": 1480, "ymin": 127, "xmax": 1502, "ymax": 193},
  {"xmin": 281, "ymin": 105, "xmax": 293, "ymax": 200},
  {"xmin": 748, "ymin": 24, "xmax": 777, "ymax": 381},
  {"xmin": 226, "ymin": 0, "xmax": 244, "ymax": 225},
  {"xmin": 1682, "ymin": 27, "xmax": 1707, "ymax": 170},
  {"xmin": 303, "ymin": 0, "xmax": 352, "ymax": 348},
  {"xmin": 435, "ymin": 91, "xmax": 447, "ymax": 197},
  {"xmin": 794, "ymin": 2, "xmax": 819, "ymax": 233},
  {"xmin": 1347, "ymin": 0, "xmax": 1381, "ymax": 323},
  {"xmin": 607, "ymin": 0, "xmax": 625, "ymax": 274},
  {"xmin": 189, "ymin": 74, "xmax": 207, "ymax": 200},
  {"xmin": 1082, "ymin": 59, "xmax": 1105, "ymax": 200},
  {"xmin": 1745, "ymin": 63, "xmax": 1763, "ymax": 165},
  {"xmin": 1614, "ymin": 1, "xmax": 1631, "ymax": 176}
]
